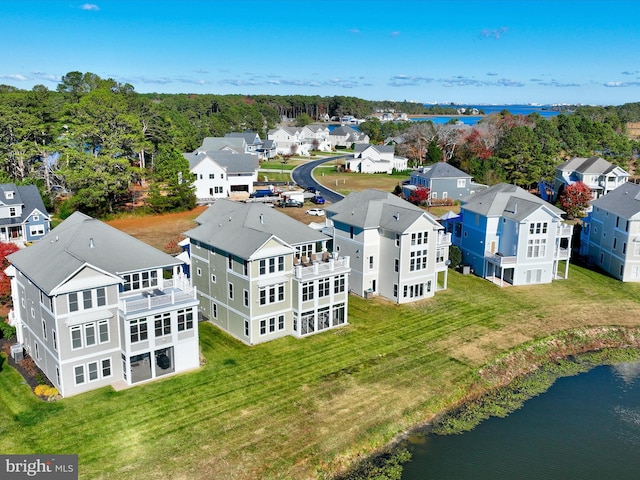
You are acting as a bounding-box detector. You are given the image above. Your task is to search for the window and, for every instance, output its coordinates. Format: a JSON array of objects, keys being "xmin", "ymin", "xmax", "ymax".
[
  {"xmin": 52, "ymin": 330, "xmax": 57, "ymax": 351},
  {"xmin": 410, "ymin": 249, "xmax": 428, "ymax": 271},
  {"xmin": 98, "ymin": 320, "xmax": 109, "ymax": 343},
  {"xmin": 318, "ymin": 278, "xmax": 330, "ymax": 297},
  {"xmin": 394, "ymin": 258, "xmax": 399, "ymax": 272},
  {"xmin": 102, "ymin": 359, "xmax": 112, "ymax": 378},
  {"xmin": 527, "ymin": 238, "xmax": 547, "ymax": 258},
  {"xmin": 393, "ymin": 284, "xmax": 398, "ymax": 297},
  {"xmin": 130, "ymin": 319, "xmax": 148, "ymax": 343},
  {"xmin": 71, "ymin": 326, "xmax": 82, "ymax": 349},
  {"xmin": 244, "ymin": 319, "xmax": 249, "ymax": 337},
  {"xmin": 212, "ymin": 302, "xmax": 218, "ymax": 319},
  {"xmin": 278, "ymin": 315, "xmax": 285, "ymax": 330},
  {"xmin": 258, "ymin": 284, "xmax": 285, "ymax": 305},
  {"xmin": 369, "ymin": 256, "xmax": 374, "ymax": 269},
  {"xmin": 88, "ymin": 362, "xmax": 99, "ymax": 381},
  {"xmin": 83, "ymin": 290, "xmax": 92, "ymax": 309},
  {"xmin": 123, "ymin": 271, "xmax": 158, "ymax": 292},
  {"xmin": 42, "ymin": 319, "xmax": 47, "ymax": 340},
  {"xmin": 436, "ymin": 248, "xmax": 445, "ymax": 263},
  {"xmin": 40, "ymin": 291, "xmax": 53, "ymax": 311},
  {"xmin": 97, "ymin": 288, "xmax": 106, "ymax": 307},
  {"xmin": 69, "ymin": 292, "xmax": 79, "ymax": 312},
  {"xmin": 74, "ymin": 365, "xmax": 85, "ymax": 385},
  {"xmin": 228, "ymin": 254, "xmax": 233, "ymax": 269},
  {"xmin": 209, "ymin": 173, "xmax": 215, "ymax": 179},
  {"xmin": 29, "ymin": 225, "xmax": 45, "ymax": 236},
  {"xmin": 228, "ymin": 283, "xmax": 234, "ymax": 299},
  {"xmin": 211, "ymin": 274, "xmax": 217, "ymax": 283},
  {"xmin": 333, "ymin": 304, "xmax": 345, "ymax": 326},
  {"xmin": 457, "ymin": 178, "xmax": 466, "ymax": 188},
  {"xmin": 9, "ymin": 207, "xmax": 16, "ymax": 217},
  {"xmin": 613, "ymin": 238, "xmax": 618, "ymax": 250},
  {"xmin": 243, "ymin": 289, "xmax": 249, "ymax": 307},
  {"xmin": 178, "ymin": 309, "xmax": 194, "ymax": 331},
  {"xmin": 302, "ymin": 282, "xmax": 314, "ymax": 301},
  {"xmin": 34, "ymin": 342, "xmax": 40, "ymax": 360},
  {"xmin": 243, "ymin": 261, "xmax": 249, "ymax": 276},
  {"xmin": 529, "ymin": 222, "xmax": 548, "ymax": 235},
  {"xmin": 196, "ymin": 267, "xmax": 202, "ymax": 276},
  {"xmin": 334, "ymin": 275, "xmax": 345, "ymax": 294},
  {"xmin": 85, "ymin": 323, "xmax": 96, "ymax": 346},
  {"xmin": 154, "ymin": 313, "xmax": 171, "ymax": 337},
  {"xmin": 395, "ymin": 234, "xmax": 400, "ymax": 247}
]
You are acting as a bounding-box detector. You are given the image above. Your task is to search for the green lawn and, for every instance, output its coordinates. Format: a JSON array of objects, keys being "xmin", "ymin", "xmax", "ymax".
[{"xmin": 2, "ymin": 265, "xmax": 640, "ymax": 479}]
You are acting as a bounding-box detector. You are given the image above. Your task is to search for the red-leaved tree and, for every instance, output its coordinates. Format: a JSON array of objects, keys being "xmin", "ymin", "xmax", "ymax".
[
  {"xmin": 558, "ymin": 181, "xmax": 592, "ymax": 219},
  {"xmin": 408, "ymin": 186, "xmax": 430, "ymax": 206},
  {"xmin": 0, "ymin": 242, "xmax": 19, "ymax": 305}
]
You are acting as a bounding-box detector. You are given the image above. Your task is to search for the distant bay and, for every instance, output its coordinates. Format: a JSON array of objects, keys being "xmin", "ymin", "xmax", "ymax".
[{"xmin": 412, "ymin": 104, "xmax": 562, "ymax": 125}]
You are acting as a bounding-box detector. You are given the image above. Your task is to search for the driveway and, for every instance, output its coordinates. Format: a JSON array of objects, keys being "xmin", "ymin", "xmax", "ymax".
[{"xmin": 291, "ymin": 155, "xmax": 351, "ymax": 204}]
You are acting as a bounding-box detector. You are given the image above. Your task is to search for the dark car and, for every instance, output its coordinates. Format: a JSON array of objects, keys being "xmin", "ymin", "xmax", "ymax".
[
  {"xmin": 279, "ymin": 199, "xmax": 303, "ymax": 208},
  {"xmin": 310, "ymin": 195, "xmax": 325, "ymax": 205}
]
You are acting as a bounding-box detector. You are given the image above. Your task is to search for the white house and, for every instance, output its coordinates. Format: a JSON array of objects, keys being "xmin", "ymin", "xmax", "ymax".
[
  {"xmin": 302, "ymin": 124, "xmax": 332, "ymax": 151},
  {"xmin": 451, "ymin": 183, "xmax": 573, "ymax": 286},
  {"xmin": 6, "ymin": 212, "xmax": 199, "ymax": 397},
  {"xmin": 267, "ymin": 126, "xmax": 311, "ymax": 156},
  {"xmin": 324, "ymin": 189, "xmax": 450, "ymax": 304},
  {"xmin": 554, "ymin": 156, "xmax": 629, "ymax": 202},
  {"xmin": 328, "ymin": 126, "xmax": 370, "ymax": 149},
  {"xmin": 580, "ymin": 182, "xmax": 640, "ymax": 282},
  {"xmin": 346, "ymin": 144, "xmax": 408, "ymax": 174}
]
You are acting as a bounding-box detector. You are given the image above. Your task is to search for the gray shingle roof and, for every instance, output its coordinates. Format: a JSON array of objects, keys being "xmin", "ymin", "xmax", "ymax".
[
  {"xmin": 461, "ymin": 183, "xmax": 564, "ymax": 220},
  {"xmin": 0, "ymin": 183, "xmax": 49, "ymax": 226},
  {"xmin": 185, "ymin": 200, "xmax": 329, "ymax": 258},
  {"xmin": 556, "ymin": 156, "xmax": 627, "ymax": 176},
  {"xmin": 7, "ymin": 212, "xmax": 181, "ymax": 294},
  {"xmin": 184, "ymin": 151, "xmax": 259, "ymax": 174},
  {"xmin": 590, "ymin": 182, "xmax": 640, "ymax": 218},
  {"xmin": 326, "ymin": 189, "xmax": 441, "ymax": 233},
  {"xmin": 411, "ymin": 162, "xmax": 472, "ymax": 180}
]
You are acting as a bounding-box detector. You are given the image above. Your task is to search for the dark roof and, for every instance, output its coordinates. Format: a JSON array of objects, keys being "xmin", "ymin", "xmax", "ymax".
[
  {"xmin": 0, "ymin": 183, "xmax": 49, "ymax": 226},
  {"xmin": 461, "ymin": 183, "xmax": 563, "ymax": 220},
  {"xmin": 411, "ymin": 162, "xmax": 472, "ymax": 180}
]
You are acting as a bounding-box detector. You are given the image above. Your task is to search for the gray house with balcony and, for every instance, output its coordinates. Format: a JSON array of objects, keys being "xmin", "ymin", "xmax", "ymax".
[
  {"xmin": 6, "ymin": 212, "xmax": 199, "ymax": 397},
  {"xmin": 184, "ymin": 200, "xmax": 351, "ymax": 344},
  {"xmin": 553, "ymin": 156, "xmax": 629, "ymax": 203},
  {"xmin": 0, "ymin": 183, "xmax": 51, "ymax": 244},
  {"xmin": 324, "ymin": 189, "xmax": 451, "ymax": 304}
]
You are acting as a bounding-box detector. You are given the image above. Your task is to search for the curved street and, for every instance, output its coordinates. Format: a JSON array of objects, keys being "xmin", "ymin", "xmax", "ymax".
[{"xmin": 291, "ymin": 154, "xmax": 351, "ymax": 204}]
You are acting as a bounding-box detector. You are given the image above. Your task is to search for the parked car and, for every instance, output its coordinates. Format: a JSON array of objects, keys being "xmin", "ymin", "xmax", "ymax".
[
  {"xmin": 306, "ymin": 208, "xmax": 325, "ymax": 216},
  {"xmin": 278, "ymin": 199, "xmax": 303, "ymax": 208},
  {"xmin": 250, "ymin": 189, "xmax": 275, "ymax": 198},
  {"xmin": 310, "ymin": 195, "xmax": 325, "ymax": 205}
]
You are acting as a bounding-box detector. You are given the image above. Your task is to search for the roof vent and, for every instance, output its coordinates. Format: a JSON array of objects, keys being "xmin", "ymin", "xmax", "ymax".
[
  {"xmin": 394, "ymin": 212, "xmax": 400, "ymax": 221},
  {"xmin": 260, "ymin": 214, "xmax": 264, "ymax": 224},
  {"xmin": 89, "ymin": 238, "xmax": 95, "ymax": 249}
]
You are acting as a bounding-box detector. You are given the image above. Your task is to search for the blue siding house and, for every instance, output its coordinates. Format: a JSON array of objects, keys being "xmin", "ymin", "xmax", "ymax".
[
  {"xmin": 403, "ymin": 162, "xmax": 486, "ymax": 202},
  {"xmin": 0, "ymin": 184, "xmax": 50, "ymax": 244}
]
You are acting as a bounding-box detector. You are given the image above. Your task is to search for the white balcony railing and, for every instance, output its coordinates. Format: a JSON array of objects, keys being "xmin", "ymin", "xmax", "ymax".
[
  {"xmin": 293, "ymin": 256, "xmax": 351, "ymax": 279},
  {"xmin": 119, "ymin": 277, "xmax": 196, "ymax": 315},
  {"xmin": 485, "ymin": 251, "xmax": 517, "ymax": 266},
  {"xmin": 436, "ymin": 232, "xmax": 452, "ymax": 246}
]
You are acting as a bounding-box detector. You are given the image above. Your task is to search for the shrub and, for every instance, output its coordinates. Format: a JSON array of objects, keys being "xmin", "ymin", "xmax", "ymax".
[
  {"xmin": 449, "ymin": 246, "xmax": 462, "ymax": 269},
  {"xmin": 34, "ymin": 384, "xmax": 49, "ymax": 396},
  {"xmin": 0, "ymin": 320, "xmax": 16, "ymax": 340},
  {"xmin": 44, "ymin": 387, "xmax": 59, "ymax": 399}
]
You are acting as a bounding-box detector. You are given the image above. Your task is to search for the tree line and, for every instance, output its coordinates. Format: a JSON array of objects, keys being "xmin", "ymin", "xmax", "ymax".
[{"xmin": 1, "ymin": 71, "xmax": 640, "ymax": 218}]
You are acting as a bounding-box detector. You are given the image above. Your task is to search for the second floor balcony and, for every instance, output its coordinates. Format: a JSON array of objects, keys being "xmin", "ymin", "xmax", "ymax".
[
  {"xmin": 293, "ymin": 254, "xmax": 351, "ymax": 280},
  {"xmin": 437, "ymin": 232, "xmax": 452, "ymax": 247},
  {"xmin": 485, "ymin": 251, "xmax": 517, "ymax": 266},
  {"xmin": 119, "ymin": 275, "xmax": 197, "ymax": 316}
]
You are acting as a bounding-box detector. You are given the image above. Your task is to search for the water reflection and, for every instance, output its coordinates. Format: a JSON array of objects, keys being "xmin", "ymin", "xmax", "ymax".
[{"xmin": 401, "ymin": 361, "xmax": 640, "ymax": 480}]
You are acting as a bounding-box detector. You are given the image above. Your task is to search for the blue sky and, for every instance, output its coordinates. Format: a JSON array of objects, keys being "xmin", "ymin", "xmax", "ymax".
[{"xmin": 2, "ymin": 0, "xmax": 640, "ymax": 105}]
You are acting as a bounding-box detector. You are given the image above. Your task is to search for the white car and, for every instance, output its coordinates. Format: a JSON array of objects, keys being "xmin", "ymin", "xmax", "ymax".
[{"xmin": 306, "ymin": 208, "xmax": 325, "ymax": 216}]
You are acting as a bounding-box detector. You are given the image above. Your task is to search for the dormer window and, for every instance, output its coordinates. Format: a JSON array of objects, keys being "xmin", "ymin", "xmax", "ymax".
[
  {"xmin": 5, "ymin": 191, "xmax": 14, "ymax": 199},
  {"xmin": 9, "ymin": 207, "xmax": 16, "ymax": 217}
]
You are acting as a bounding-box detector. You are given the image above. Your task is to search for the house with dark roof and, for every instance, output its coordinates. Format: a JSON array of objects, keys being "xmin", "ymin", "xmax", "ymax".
[
  {"xmin": 324, "ymin": 189, "xmax": 451, "ymax": 303},
  {"xmin": 450, "ymin": 183, "xmax": 573, "ymax": 286},
  {"xmin": 580, "ymin": 182, "xmax": 640, "ymax": 281},
  {"xmin": 0, "ymin": 183, "xmax": 50, "ymax": 244},
  {"xmin": 184, "ymin": 139, "xmax": 260, "ymax": 203},
  {"xmin": 184, "ymin": 200, "xmax": 351, "ymax": 344},
  {"xmin": 5, "ymin": 212, "xmax": 199, "ymax": 397},
  {"xmin": 403, "ymin": 162, "xmax": 487, "ymax": 202},
  {"xmin": 346, "ymin": 143, "xmax": 408, "ymax": 174},
  {"xmin": 554, "ymin": 156, "xmax": 629, "ymax": 202}
]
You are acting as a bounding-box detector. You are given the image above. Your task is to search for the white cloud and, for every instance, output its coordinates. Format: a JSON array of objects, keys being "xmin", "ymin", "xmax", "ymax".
[
  {"xmin": 80, "ymin": 4, "xmax": 100, "ymax": 11},
  {"xmin": 480, "ymin": 27, "xmax": 508, "ymax": 40}
]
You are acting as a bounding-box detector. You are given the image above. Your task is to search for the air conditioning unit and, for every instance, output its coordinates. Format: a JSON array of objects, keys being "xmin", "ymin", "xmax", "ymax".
[{"xmin": 10, "ymin": 344, "xmax": 24, "ymax": 362}]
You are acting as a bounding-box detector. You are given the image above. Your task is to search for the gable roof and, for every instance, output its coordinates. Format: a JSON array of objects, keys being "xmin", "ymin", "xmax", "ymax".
[
  {"xmin": 7, "ymin": 212, "xmax": 181, "ymax": 294},
  {"xmin": 198, "ymin": 137, "xmax": 247, "ymax": 154},
  {"xmin": 590, "ymin": 182, "xmax": 640, "ymax": 218},
  {"xmin": 461, "ymin": 183, "xmax": 564, "ymax": 220},
  {"xmin": 326, "ymin": 189, "xmax": 441, "ymax": 233},
  {"xmin": 0, "ymin": 183, "xmax": 49, "ymax": 226},
  {"xmin": 225, "ymin": 132, "xmax": 261, "ymax": 145},
  {"xmin": 185, "ymin": 199, "xmax": 329, "ymax": 258},
  {"xmin": 353, "ymin": 143, "xmax": 395, "ymax": 156},
  {"xmin": 556, "ymin": 156, "xmax": 628, "ymax": 176},
  {"xmin": 329, "ymin": 125, "xmax": 359, "ymax": 136},
  {"xmin": 184, "ymin": 151, "xmax": 259, "ymax": 174},
  {"xmin": 412, "ymin": 162, "xmax": 472, "ymax": 180}
]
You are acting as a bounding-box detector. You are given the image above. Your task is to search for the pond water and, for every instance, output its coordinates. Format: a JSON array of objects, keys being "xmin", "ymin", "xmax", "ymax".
[{"xmin": 401, "ymin": 361, "xmax": 640, "ymax": 479}]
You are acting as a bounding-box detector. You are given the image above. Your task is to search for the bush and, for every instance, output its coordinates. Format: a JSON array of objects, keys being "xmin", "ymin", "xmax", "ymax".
[
  {"xmin": 449, "ymin": 246, "xmax": 462, "ymax": 269},
  {"xmin": 0, "ymin": 320, "xmax": 16, "ymax": 340},
  {"xmin": 34, "ymin": 384, "xmax": 49, "ymax": 396}
]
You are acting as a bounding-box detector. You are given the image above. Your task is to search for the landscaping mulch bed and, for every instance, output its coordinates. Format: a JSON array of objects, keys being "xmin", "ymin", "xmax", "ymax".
[{"xmin": 0, "ymin": 337, "xmax": 52, "ymax": 391}]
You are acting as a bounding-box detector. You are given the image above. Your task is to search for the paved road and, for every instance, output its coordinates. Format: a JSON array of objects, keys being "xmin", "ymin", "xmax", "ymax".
[{"xmin": 291, "ymin": 155, "xmax": 351, "ymax": 204}]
